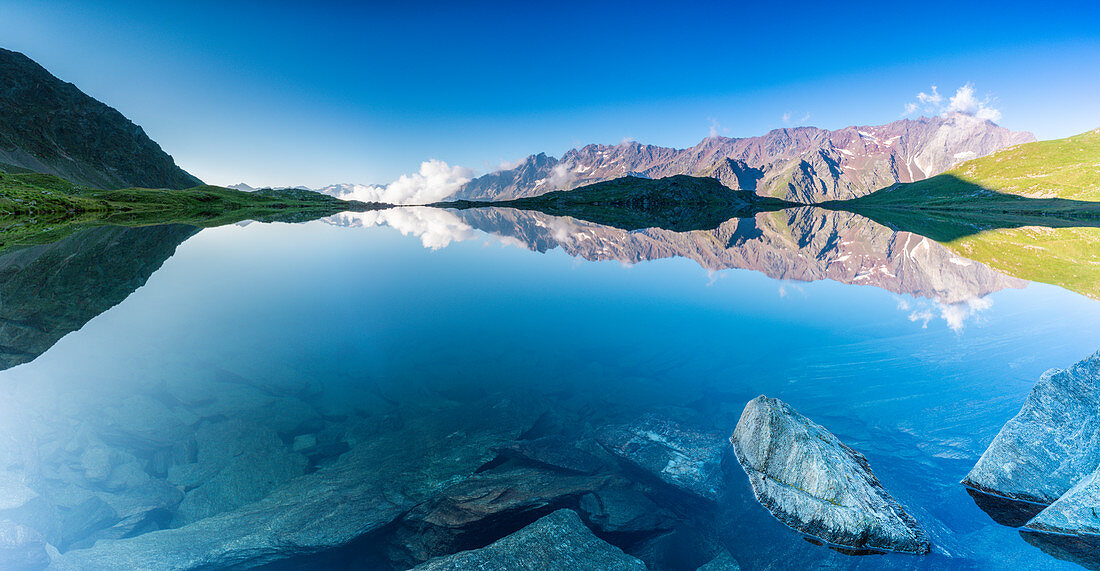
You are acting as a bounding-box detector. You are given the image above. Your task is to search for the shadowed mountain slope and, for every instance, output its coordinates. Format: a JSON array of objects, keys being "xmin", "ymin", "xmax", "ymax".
[{"xmin": 0, "ymin": 48, "xmax": 201, "ymax": 190}]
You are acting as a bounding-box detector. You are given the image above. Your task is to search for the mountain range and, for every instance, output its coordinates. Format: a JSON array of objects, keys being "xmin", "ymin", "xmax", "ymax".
[
  {"xmin": 452, "ymin": 114, "xmax": 1034, "ymax": 203},
  {"xmin": 0, "ymin": 48, "xmax": 201, "ymax": 190}
]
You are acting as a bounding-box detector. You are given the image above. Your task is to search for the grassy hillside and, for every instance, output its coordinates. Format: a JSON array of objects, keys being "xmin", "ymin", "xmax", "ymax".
[
  {"xmin": 842, "ymin": 128, "xmax": 1100, "ymax": 209},
  {"xmin": 829, "ymin": 129, "xmax": 1100, "ymax": 299},
  {"xmin": 0, "ymin": 172, "xmax": 383, "ymax": 254}
]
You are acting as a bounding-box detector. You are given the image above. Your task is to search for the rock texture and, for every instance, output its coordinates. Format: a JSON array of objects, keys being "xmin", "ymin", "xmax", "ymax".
[
  {"xmin": 411, "ymin": 509, "xmax": 646, "ymax": 571},
  {"xmin": 449, "ymin": 114, "xmax": 1034, "ymax": 203},
  {"xmin": 596, "ymin": 414, "xmax": 727, "ymax": 502},
  {"xmin": 1025, "ymin": 466, "xmax": 1100, "ymax": 537},
  {"xmin": 53, "ymin": 398, "xmax": 542, "ymax": 570},
  {"xmin": 963, "ymin": 350, "xmax": 1100, "ymax": 505},
  {"xmin": 0, "ymin": 48, "xmax": 201, "ymax": 189},
  {"xmin": 731, "ymin": 395, "xmax": 930, "ymax": 554}
]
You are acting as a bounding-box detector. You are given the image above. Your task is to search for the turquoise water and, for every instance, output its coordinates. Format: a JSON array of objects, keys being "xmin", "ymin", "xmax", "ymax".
[{"xmin": 2, "ymin": 209, "xmax": 1099, "ymax": 569}]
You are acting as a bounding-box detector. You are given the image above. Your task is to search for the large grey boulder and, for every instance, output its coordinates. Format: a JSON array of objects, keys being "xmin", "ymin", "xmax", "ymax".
[
  {"xmin": 52, "ymin": 397, "xmax": 543, "ymax": 569},
  {"xmin": 1025, "ymin": 466, "xmax": 1100, "ymax": 536},
  {"xmin": 411, "ymin": 509, "xmax": 646, "ymax": 570},
  {"xmin": 963, "ymin": 351, "xmax": 1100, "ymax": 505},
  {"xmin": 596, "ymin": 414, "xmax": 727, "ymax": 502},
  {"xmin": 731, "ymin": 395, "xmax": 929, "ymax": 554}
]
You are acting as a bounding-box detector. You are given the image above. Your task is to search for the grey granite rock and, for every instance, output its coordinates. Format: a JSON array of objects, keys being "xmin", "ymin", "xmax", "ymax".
[
  {"xmin": 0, "ymin": 520, "xmax": 49, "ymax": 570},
  {"xmin": 392, "ymin": 465, "xmax": 612, "ymax": 564},
  {"xmin": 411, "ymin": 509, "xmax": 646, "ymax": 570},
  {"xmin": 731, "ymin": 395, "xmax": 929, "ymax": 554},
  {"xmin": 578, "ymin": 489, "xmax": 677, "ymax": 535},
  {"xmin": 493, "ymin": 435, "xmax": 605, "ymax": 474},
  {"xmin": 53, "ymin": 397, "xmax": 543, "ymax": 569},
  {"xmin": 963, "ymin": 351, "xmax": 1100, "ymax": 505},
  {"xmin": 697, "ymin": 549, "xmax": 741, "ymax": 570},
  {"xmin": 1025, "ymin": 466, "xmax": 1100, "ymax": 536},
  {"xmin": 171, "ymin": 447, "xmax": 308, "ymax": 527},
  {"xmin": 597, "ymin": 414, "xmax": 727, "ymax": 502}
]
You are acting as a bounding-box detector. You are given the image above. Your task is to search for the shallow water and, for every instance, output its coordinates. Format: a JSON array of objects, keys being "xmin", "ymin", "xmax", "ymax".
[{"xmin": 1, "ymin": 207, "xmax": 1099, "ymax": 569}]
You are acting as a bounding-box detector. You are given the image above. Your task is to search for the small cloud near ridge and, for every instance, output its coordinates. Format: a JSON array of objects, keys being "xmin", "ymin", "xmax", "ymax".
[{"xmin": 904, "ymin": 83, "xmax": 1002, "ymax": 122}]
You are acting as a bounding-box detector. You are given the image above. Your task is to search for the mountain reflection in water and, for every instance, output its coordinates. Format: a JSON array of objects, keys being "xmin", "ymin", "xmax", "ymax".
[{"xmin": 0, "ymin": 209, "xmax": 1097, "ymax": 570}]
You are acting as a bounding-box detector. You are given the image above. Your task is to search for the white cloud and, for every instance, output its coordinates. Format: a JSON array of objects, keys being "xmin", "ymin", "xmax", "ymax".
[
  {"xmin": 902, "ymin": 296, "xmax": 994, "ymax": 332},
  {"xmin": 547, "ymin": 162, "xmax": 577, "ymax": 188},
  {"xmin": 327, "ymin": 207, "xmax": 478, "ymax": 250},
  {"xmin": 917, "ymin": 85, "xmax": 942, "ymax": 105},
  {"xmin": 904, "ymin": 83, "xmax": 1002, "ymax": 122},
  {"xmin": 708, "ymin": 118, "xmax": 728, "ymax": 138},
  {"xmin": 321, "ymin": 159, "xmax": 474, "ymax": 205},
  {"xmin": 908, "ymin": 309, "xmax": 935, "ymax": 328},
  {"xmin": 940, "ymin": 297, "xmax": 993, "ymax": 332},
  {"xmin": 781, "ymin": 112, "xmax": 811, "ymax": 126}
]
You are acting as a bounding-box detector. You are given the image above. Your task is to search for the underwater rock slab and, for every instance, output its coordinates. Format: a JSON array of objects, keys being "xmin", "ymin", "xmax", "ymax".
[
  {"xmin": 391, "ymin": 465, "xmax": 613, "ymax": 564},
  {"xmin": 696, "ymin": 549, "xmax": 741, "ymax": 570},
  {"xmin": 0, "ymin": 520, "xmax": 50, "ymax": 570},
  {"xmin": 1025, "ymin": 466, "xmax": 1100, "ymax": 536},
  {"xmin": 596, "ymin": 414, "xmax": 727, "ymax": 502},
  {"xmin": 577, "ymin": 488, "xmax": 677, "ymax": 535},
  {"xmin": 730, "ymin": 395, "xmax": 930, "ymax": 554},
  {"xmin": 52, "ymin": 397, "xmax": 543, "ymax": 570},
  {"xmin": 411, "ymin": 509, "xmax": 646, "ymax": 570},
  {"xmin": 963, "ymin": 350, "xmax": 1100, "ymax": 505}
]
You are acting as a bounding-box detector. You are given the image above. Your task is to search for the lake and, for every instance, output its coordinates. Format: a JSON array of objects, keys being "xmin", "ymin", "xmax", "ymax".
[{"xmin": 2, "ymin": 206, "xmax": 1098, "ymax": 569}]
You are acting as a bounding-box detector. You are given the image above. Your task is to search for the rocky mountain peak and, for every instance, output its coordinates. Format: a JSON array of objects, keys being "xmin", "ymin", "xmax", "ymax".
[{"xmin": 451, "ymin": 115, "xmax": 1034, "ymax": 203}]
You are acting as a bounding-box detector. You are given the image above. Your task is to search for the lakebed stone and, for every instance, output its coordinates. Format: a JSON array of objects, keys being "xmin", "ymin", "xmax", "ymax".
[
  {"xmin": 0, "ymin": 520, "xmax": 49, "ymax": 570},
  {"xmin": 391, "ymin": 464, "xmax": 613, "ymax": 564},
  {"xmin": 411, "ymin": 509, "xmax": 646, "ymax": 570},
  {"xmin": 596, "ymin": 414, "xmax": 727, "ymax": 502},
  {"xmin": 963, "ymin": 351, "xmax": 1100, "ymax": 505},
  {"xmin": 731, "ymin": 395, "xmax": 930, "ymax": 554},
  {"xmin": 52, "ymin": 395, "xmax": 544, "ymax": 569}
]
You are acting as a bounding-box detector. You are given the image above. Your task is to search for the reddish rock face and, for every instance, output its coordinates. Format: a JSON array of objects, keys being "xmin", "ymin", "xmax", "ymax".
[{"xmin": 452, "ymin": 114, "xmax": 1034, "ymax": 203}]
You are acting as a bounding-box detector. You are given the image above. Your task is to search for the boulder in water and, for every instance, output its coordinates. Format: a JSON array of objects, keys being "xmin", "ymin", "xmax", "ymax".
[
  {"xmin": 411, "ymin": 509, "xmax": 646, "ymax": 570},
  {"xmin": 963, "ymin": 351, "xmax": 1100, "ymax": 505},
  {"xmin": 596, "ymin": 414, "xmax": 727, "ymax": 502},
  {"xmin": 730, "ymin": 395, "xmax": 929, "ymax": 554}
]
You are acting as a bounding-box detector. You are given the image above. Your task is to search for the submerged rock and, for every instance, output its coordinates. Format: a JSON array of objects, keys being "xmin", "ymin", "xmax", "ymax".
[
  {"xmin": 0, "ymin": 520, "xmax": 49, "ymax": 570},
  {"xmin": 391, "ymin": 465, "xmax": 612, "ymax": 564},
  {"xmin": 730, "ymin": 395, "xmax": 929, "ymax": 554},
  {"xmin": 697, "ymin": 549, "xmax": 741, "ymax": 570},
  {"xmin": 411, "ymin": 509, "xmax": 646, "ymax": 570},
  {"xmin": 963, "ymin": 351, "xmax": 1100, "ymax": 505},
  {"xmin": 493, "ymin": 435, "xmax": 605, "ymax": 474},
  {"xmin": 596, "ymin": 414, "xmax": 727, "ymax": 502},
  {"xmin": 54, "ymin": 397, "xmax": 543, "ymax": 569},
  {"xmin": 577, "ymin": 488, "xmax": 677, "ymax": 535}
]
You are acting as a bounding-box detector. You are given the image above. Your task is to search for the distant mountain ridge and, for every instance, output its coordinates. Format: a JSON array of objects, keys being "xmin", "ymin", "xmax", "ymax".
[
  {"xmin": 452, "ymin": 114, "xmax": 1035, "ymax": 203},
  {"xmin": 0, "ymin": 48, "xmax": 201, "ymax": 189}
]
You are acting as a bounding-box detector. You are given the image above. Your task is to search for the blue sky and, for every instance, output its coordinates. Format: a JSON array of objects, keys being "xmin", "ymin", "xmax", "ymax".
[{"xmin": 2, "ymin": 1, "xmax": 1098, "ymax": 188}]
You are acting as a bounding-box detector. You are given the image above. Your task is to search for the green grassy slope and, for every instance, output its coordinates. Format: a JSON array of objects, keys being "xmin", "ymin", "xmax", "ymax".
[
  {"xmin": 0, "ymin": 172, "xmax": 384, "ymax": 254},
  {"xmin": 831, "ymin": 129, "xmax": 1100, "ymax": 299}
]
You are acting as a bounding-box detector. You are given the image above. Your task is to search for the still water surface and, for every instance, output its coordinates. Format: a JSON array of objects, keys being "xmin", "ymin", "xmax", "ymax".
[{"xmin": 1, "ymin": 207, "xmax": 1098, "ymax": 569}]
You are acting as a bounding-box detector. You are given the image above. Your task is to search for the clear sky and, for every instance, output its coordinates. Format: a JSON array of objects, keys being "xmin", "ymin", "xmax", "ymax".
[{"xmin": 2, "ymin": 1, "xmax": 1098, "ymax": 188}]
